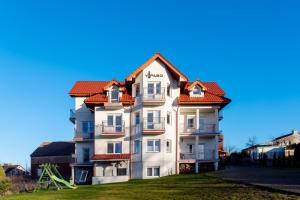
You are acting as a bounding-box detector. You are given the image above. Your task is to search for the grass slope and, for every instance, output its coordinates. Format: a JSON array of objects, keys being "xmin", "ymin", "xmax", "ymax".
[{"xmin": 2, "ymin": 174, "xmax": 298, "ymax": 200}]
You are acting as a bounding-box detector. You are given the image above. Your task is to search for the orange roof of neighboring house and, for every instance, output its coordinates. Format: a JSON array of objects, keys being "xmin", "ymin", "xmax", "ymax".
[
  {"xmin": 186, "ymin": 80, "xmax": 207, "ymax": 91},
  {"xmin": 91, "ymin": 154, "xmax": 130, "ymax": 160},
  {"xmin": 69, "ymin": 81, "xmax": 109, "ymax": 96},
  {"xmin": 126, "ymin": 52, "xmax": 188, "ymax": 82}
]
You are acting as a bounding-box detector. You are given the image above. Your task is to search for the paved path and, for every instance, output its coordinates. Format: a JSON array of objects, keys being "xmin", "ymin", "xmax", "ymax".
[{"xmin": 209, "ymin": 166, "xmax": 300, "ymax": 195}]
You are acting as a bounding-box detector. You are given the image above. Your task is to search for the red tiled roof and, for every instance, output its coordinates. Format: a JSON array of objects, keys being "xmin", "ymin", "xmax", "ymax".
[
  {"xmin": 69, "ymin": 81, "xmax": 109, "ymax": 96},
  {"xmin": 84, "ymin": 94, "xmax": 107, "ymax": 103},
  {"xmin": 126, "ymin": 52, "xmax": 188, "ymax": 82},
  {"xmin": 84, "ymin": 93, "xmax": 134, "ymax": 104},
  {"xmin": 91, "ymin": 154, "xmax": 130, "ymax": 160},
  {"xmin": 186, "ymin": 80, "xmax": 207, "ymax": 91},
  {"xmin": 185, "ymin": 82, "xmax": 225, "ymax": 96},
  {"xmin": 178, "ymin": 93, "xmax": 231, "ymax": 105}
]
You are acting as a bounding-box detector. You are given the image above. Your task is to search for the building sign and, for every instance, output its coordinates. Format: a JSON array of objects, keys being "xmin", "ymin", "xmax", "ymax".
[{"xmin": 145, "ymin": 71, "xmax": 163, "ymax": 79}]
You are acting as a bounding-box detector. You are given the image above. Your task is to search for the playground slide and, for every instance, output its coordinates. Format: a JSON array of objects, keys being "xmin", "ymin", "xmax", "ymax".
[{"xmin": 50, "ymin": 175, "xmax": 77, "ymax": 189}]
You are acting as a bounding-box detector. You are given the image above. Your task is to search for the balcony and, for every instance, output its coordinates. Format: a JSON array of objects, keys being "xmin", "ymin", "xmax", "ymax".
[
  {"xmin": 180, "ymin": 149, "xmax": 216, "ymax": 162},
  {"xmin": 96, "ymin": 121, "xmax": 125, "ymax": 138},
  {"xmin": 69, "ymin": 109, "xmax": 76, "ymax": 124},
  {"xmin": 142, "ymin": 117, "xmax": 165, "ymax": 134},
  {"xmin": 73, "ymin": 131, "xmax": 94, "ymax": 142},
  {"xmin": 142, "ymin": 87, "xmax": 165, "ymax": 105},
  {"xmin": 180, "ymin": 123, "xmax": 218, "ymax": 135}
]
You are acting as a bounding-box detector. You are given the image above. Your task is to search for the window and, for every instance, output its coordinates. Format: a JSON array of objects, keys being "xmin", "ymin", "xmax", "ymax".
[
  {"xmin": 111, "ymin": 86, "xmax": 119, "ymax": 102},
  {"xmin": 167, "ymin": 84, "xmax": 171, "ymax": 97},
  {"xmin": 82, "ymin": 121, "xmax": 94, "ymax": 137},
  {"xmin": 147, "ymin": 82, "xmax": 161, "ymax": 95},
  {"xmin": 37, "ymin": 168, "xmax": 42, "ymax": 177},
  {"xmin": 147, "ymin": 167, "xmax": 160, "ymax": 177},
  {"xmin": 135, "ymin": 84, "xmax": 140, "ymax": 97},
  {"xmin": 134, "ymin": 140, "xmax": 141, "ymax": 153},
  {"xmin": 187, "ymin": 144, "xmax": 194, "ymax": 154},
  {"xmin": 135, "ymin": 112, "xmax": 140, "ymax": 125},
  {"xmin": 107, "ymin": 142, "xmax": 122, "ymax": 154},
  {"xmin": 107, "ymin": 115, "xmax": 114, "ymax": 126},
  {"xmin": 199, "ymin": 118, "xmax": 205, "ymax": 131},
  {"xmin": 148, "ymin": 83, "xmax": 154, "ymax": 95},
  {"xmin": 147, "ymin": 111, "xmax": 161, "ymax": 129},
  {"xmin": 147, "ymin": 140, "xmax": 160, "ymax": 152},
  {"xmin": 117, "ymin": 168, "xmax": 127, "ymax": 176},
  {"xmin": 106, "ymin": 114, "xmax": 123, "ymax": 132},
  {"xmin": 166, "ymin": 140, "xmax": 171, "ymax": 153},
  {"xmin": 187, "ymin": 116, "xmax": 195, "ymax": 128},
  {"xmin": 167, "ymin": 112, "xmax": 171, "ymax": 125},
  {"xmin": 192, "ymin": 85, "xmax": 201, "ymax": 95},
  {"xmin": 156, "ymin": 82, "xmax": 161, "ymax": 94},
  {"xmin": 83, "ymin": 148, "xmax": 90, "ymax": 162}
]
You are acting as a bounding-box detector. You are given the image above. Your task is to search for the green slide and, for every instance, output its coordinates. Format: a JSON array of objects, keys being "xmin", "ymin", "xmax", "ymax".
[{"xmin": 51, "ymin": 175, "xmax": 77, "ymax": 189}]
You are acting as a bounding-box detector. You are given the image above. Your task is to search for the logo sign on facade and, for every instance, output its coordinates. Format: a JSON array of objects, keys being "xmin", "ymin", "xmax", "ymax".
[{"xmin": 145, "ymin": 71, "xmax": 163, "ymax": 79}]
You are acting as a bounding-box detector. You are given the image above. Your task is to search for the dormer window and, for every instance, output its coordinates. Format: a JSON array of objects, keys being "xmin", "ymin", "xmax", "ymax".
[
  {"xmin": 111, "ymin": 86, "xmax": 119, "ymax": 102},
  {"xmin": 192, "ymin": 85, "xmax": 202, "ymax": 95}
]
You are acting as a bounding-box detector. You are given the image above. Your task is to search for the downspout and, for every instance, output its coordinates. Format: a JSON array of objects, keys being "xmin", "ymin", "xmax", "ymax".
[{"xmin": 175, "ymin": 106, "xmax": 179, "ymax": 174}]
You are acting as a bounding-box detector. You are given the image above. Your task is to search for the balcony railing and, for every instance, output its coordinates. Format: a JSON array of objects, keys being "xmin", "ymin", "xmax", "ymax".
[
  {"xmin": 180, "ymin": 149, "xmax": 216, "ymax": 161},
  {"xmin": 142, "ymin": 88, "xmax": 165, "ymax": 101},
  {"xmin": 179, "ymin": 123, "xmax": 218, "ymax": 134},
  {"xmin": 101, "ymin": 121, "xmax": 125, "ymax": 134},
  {"xmin": 143, "ymin": 117, "xmax": 165, "ymax": 131}
]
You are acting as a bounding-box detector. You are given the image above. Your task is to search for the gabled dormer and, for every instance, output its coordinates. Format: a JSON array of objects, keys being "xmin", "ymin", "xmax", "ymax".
[
  {"xmin": 187, "ymin": 80, "xmax": 207, "ymax": 97},
  {"xmin": 103, "ymin": 79, "xmax": 125, "ymax": 103}
]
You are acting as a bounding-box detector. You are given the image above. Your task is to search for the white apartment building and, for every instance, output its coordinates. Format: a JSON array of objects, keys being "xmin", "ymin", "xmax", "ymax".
[{"xmin": 69, "ymin": 53, "xmax": 231, "ymax": 184}]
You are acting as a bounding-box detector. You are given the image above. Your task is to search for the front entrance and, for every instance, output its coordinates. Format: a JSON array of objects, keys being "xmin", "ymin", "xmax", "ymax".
[{"xmin": 74, "ymin": 166, "xmax": 93, "ymax": 185}]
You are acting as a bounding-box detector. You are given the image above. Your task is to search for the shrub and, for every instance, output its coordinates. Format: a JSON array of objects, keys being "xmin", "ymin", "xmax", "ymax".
[
  {"xmin": 0, "ymin": 166, "xmax": 5, "ymax": 177},
  {"xmin": 0, "ymin": 177, "xmax": 11, "ymax": 196}
]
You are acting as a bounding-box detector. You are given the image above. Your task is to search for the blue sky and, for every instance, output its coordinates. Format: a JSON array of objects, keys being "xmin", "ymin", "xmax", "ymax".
[{"xmin": 0, "ymin": 0, "xmax": 299, "ymax": 168}]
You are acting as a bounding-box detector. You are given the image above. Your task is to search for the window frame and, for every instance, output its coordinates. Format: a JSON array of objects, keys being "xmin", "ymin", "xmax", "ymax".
[
  {"xmin": 147, "ymin": 139, "xmax": 160, "ymax": 152},
  {"xmin": 192, "ymin": 85, "xmax": 202, "ymax": 95},
  {"xmin": 107, "ymin": 142, "xmax": 122, "ymax": 154},
  {"xmin": 167, "ymin": 84, "xmax": 171, "ymax": 97},
  {"xmin": 187, "ymin": 115, "xmax": 195, "ymax": 129},
  {"xmin": 166, "ymin": 140, "xmax": 172, "ymax": 153},
  {"xmin": 110, "ymin": 86, "xmax": 119, "ymax": 102},
  {"xmin": 167, "ymin": 111, "xmax": 171, "ymax": 125},
  {"xmin": 146, "ymin": 167, "xmax": 160, "ymax": 177}
]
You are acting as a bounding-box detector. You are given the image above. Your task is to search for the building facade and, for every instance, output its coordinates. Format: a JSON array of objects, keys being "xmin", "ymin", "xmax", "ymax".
[{"xmin": 69, "ymin": 53, "xmax": 231, "ymax": 184}]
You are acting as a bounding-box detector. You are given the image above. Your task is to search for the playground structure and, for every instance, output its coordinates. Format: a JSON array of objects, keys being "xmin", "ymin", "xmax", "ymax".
[{"xmin": 34, "ymin": 163, "xmax": 77, "ymax": 191}]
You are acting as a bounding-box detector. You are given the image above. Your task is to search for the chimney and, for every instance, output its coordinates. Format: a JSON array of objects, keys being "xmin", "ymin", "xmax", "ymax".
[{"xmin": 292, "ymin": 130, "xmax": 299, "ymax": 135}]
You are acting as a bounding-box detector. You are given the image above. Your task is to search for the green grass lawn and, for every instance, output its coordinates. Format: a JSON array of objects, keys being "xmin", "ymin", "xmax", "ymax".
[{"xmin": 2, "ymin": 174, "xmax": 298, "ymax": 200}]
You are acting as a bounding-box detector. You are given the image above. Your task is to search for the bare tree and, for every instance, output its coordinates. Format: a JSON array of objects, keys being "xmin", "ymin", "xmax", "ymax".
[
  {"xmin": 225, "ymin": 145, "xmax": 236, "ymax": 155},
  {"xmin": 246, "ymin": 136, "xmax": 257, "ymax": 147}
]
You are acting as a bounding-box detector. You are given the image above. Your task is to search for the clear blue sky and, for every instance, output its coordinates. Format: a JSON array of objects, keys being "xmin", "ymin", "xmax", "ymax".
[{"xmin": 0, "ymin": 0, "xmax": 299, "ymax": 168}]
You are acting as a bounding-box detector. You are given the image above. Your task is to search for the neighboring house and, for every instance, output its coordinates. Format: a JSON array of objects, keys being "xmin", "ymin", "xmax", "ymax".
[
  {"xmin": 69, "ymin": 53, "xmax": 231, "ymax": 184},
  {"xmin": 243, "ymin": 130, "xmax": 300, "ymax": 160},
  {"xmin": 31, "ymin": 141, "xmax": 75, "ymax": 180},
  {"xmin": 2, "ymin": 164, "xmax": 27, "ymax": 177}
]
